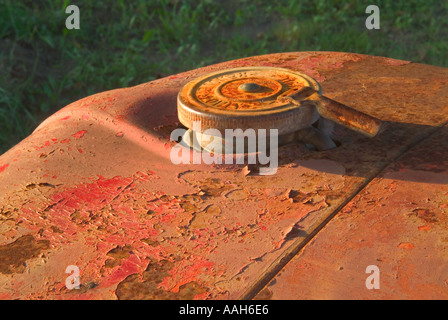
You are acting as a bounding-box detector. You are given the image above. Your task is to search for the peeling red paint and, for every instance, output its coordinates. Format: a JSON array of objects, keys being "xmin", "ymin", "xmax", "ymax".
[
  {"xmin": 0, "ymin": 164, "xmax": 9, "ymax": 173},
  {"xmin": 72, "ymin": 130, "xmax": 87, "ymax": 139},
  {"xmin": 100, "ymin": 254, "xmax": 146, "ymax": 289},
  {"xmin": 0, "ymin": 52, "xmax": 447, "ymax": 300},
  {"xmin": 159, "ymin": 256, "xmax": 215, "ymax": 293}
]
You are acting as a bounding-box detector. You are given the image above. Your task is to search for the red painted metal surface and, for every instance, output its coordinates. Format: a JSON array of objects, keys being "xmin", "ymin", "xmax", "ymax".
[
  {"xmin": 254, "ymin": 126, "xmax": 448, "ymax": 300},
  {"xmin": 0, "ymin": 52, "xmax": 447, "ymax": 299}
]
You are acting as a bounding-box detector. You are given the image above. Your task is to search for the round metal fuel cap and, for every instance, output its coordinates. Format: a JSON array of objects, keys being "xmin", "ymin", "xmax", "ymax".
[{"xmin": 177, "ymin": 67, "xmax": 322, "ymax": 136}]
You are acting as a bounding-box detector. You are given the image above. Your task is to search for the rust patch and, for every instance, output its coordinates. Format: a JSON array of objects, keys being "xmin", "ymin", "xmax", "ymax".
[
  {"xmin": 224, "ymin": 189, "xmax": 249, "ymax": 201},
  {"xmin": 115, "ymin": 258, "xmax": 207, "ymax": 300},
  {"xmin": 198, "ymin": 178, "xmax": 233, "ymax": 197},
  {"xmin": 0, "ymin": 235, "xmax": 50, "ymax": 274},
  {"xmin": 105, "ymin": 244, "xmax": 134, "ymax": 268},
  {"xmin": 408, "ymin": 208, "xmax": 439, "ymax": 224},
  {"xmin": 50, "ymin": 226, "xmax": 64, "ymax": 234},
  {"xmin": 141, "ymin": 238, "xmax": 160, "ymax": 247}
]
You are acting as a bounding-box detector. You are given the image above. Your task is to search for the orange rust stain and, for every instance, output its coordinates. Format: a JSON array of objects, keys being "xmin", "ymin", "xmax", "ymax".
[{"xmin": 398, "ymin": 242, "xmax": 415, "ymax": 249}]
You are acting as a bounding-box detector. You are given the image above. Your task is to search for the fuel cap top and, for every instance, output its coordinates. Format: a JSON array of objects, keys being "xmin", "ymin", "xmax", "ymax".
[
  {"xmin": 178, "ymin": 66, "xmax": 382, "ymax": 140},
  {"xmin": 177, "ymin": 67, "xmax": 322, "ymax": 135}
]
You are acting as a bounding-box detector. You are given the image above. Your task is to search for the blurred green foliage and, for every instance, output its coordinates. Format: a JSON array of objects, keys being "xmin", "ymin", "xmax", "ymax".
[{"xmin": 0, "ymin": 0, "xmax": 447, "ymax": 152}]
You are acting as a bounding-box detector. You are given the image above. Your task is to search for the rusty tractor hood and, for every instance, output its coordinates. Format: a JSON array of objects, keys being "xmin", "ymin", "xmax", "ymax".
[{"xmin": 0, "ymin": 52, "xmax": 447, "ymax": 300}]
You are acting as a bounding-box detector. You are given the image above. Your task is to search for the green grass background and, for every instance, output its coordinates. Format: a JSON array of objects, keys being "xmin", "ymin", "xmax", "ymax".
[{"xmin": 1, "ymin": 0, "xmax": 447, "ymax": 153}]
